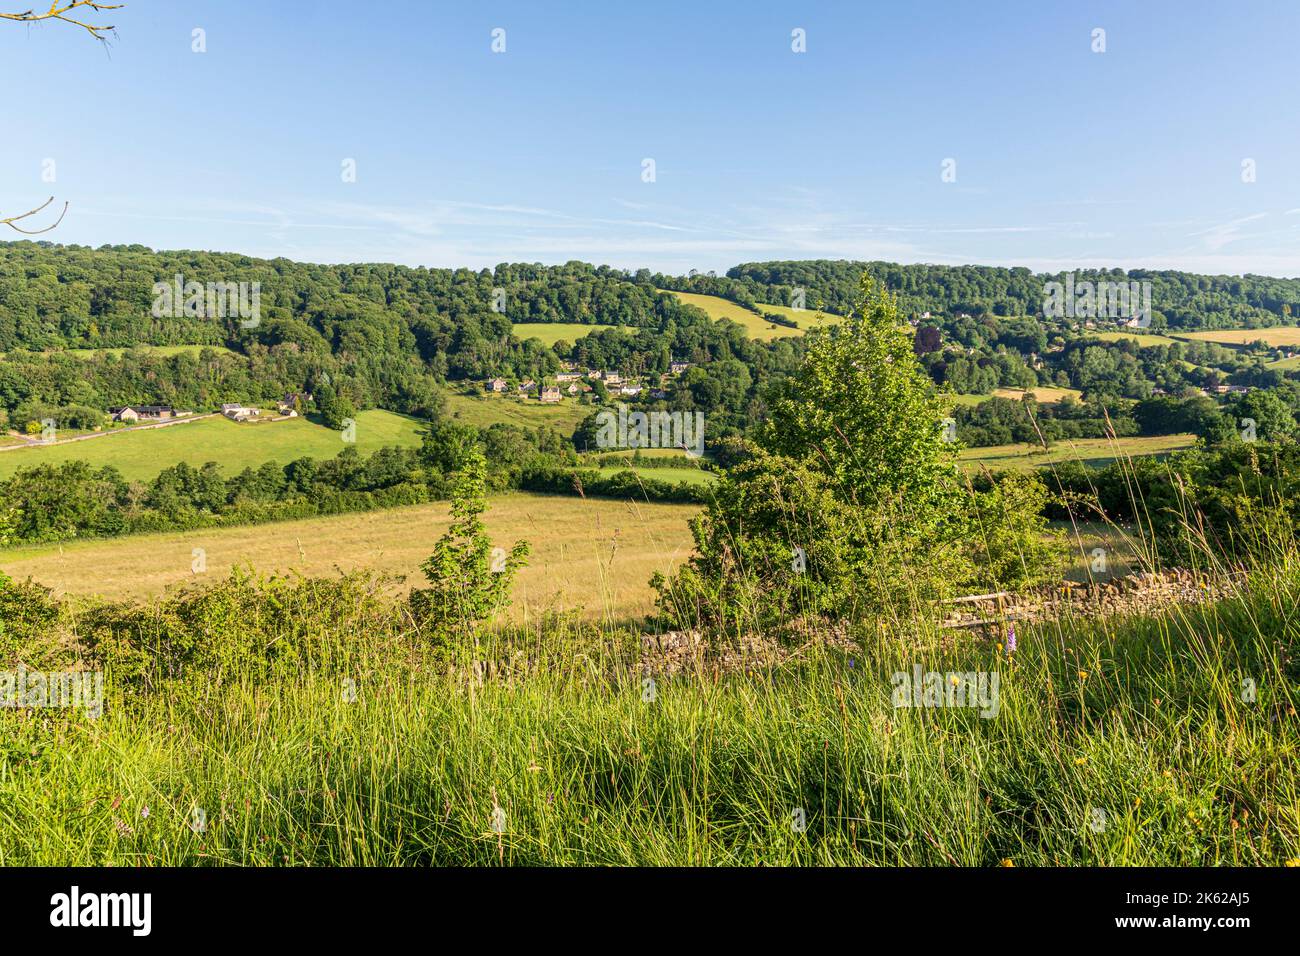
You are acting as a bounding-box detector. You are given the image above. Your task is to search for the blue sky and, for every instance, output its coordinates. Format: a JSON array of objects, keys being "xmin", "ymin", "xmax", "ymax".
[{"xmin": 3, "ymin": 0, "xmax": 1299, "ymax": 275}]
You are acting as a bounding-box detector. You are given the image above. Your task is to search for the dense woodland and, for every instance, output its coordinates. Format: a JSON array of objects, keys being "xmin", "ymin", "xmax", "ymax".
[
  {"xmin": 6, "ymin": 242, "xmax": 1300, "ymax": 548},
  {"xmin": 0, "ymin": 242, "xmax": 807, "ymax": 441},
  {"xmin": 666, "ymin": 259, "xmax": 1300, "ymax": 329}
]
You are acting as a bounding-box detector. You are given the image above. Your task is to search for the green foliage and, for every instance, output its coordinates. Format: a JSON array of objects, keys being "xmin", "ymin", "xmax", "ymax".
[
  {"xmin": 409, "ymin": 448, "xmax": 529, "ymax": 642},
  {"xmin": 419, "ymin": 421, "xmax": 482, "ymax": 474},
  {"xmin": 655, "ymin": 275, "xmax": 1066, "ymax": 630},
  {"xmin": 762, "ymin": 276, "xmax": 963, "ymax": 522},
  {"xmin": 964, "ymin": 472, "xmax": 1069, "ymax": 591},
  {"xmin": 1, "ymin": 559, "xmax": 1297, "ymax": 865}
]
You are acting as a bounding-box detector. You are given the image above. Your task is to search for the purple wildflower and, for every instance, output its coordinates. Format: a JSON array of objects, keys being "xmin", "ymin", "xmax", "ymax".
[{"xmin": 1005, "ymin": 625, "xmax": 1017, "ymax": 657}]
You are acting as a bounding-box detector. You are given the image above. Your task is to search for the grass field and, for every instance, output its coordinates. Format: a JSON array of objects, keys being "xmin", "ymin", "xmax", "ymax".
[
  {"xmin": 511, "ymin": 322, "xmax": 621, "ymax": 346},
  {"xmin": 753, "ymin": 302, "xmax": 844, "ymax": 330},
  {"xmin": 594, "ymin": 465, "xmax": 715, "ymax": 486},
  {"xmin": 1268, "ymin": 356, "xmax": 1300, "ymax": 370},
  {"xmin": 441, "ymin": 388, "xmax": 591, "ymax": 433},
  {"xmin": 0, "ymin": 409, "xmax": 425, "ymax": 483},
  {"xmin": 944, "ymin": 386, "xmax": 1083, "ymax": 408},
  {"xmin": 3, "ymin": 546, "xmax": 1295, "ymax": 865},
  {"xmin": 1172, "ymin": 327, "xmax": 1300, "ymax": 347},
  {"xmin": 1089, "ymin": 331, "xmax": 1181, "ymax": 347},
  {"xmin": 590, "ymin": 448, "xmax": 702, "ymax": 461},
  {"xmin": 660, "ymin": 290, "xmax": 806, "ymax": 340},
  {"xmin": 960, "ymin": 433, "xmax": 1197, "ymax": 470},
  {"xmin": 3, "ymin": 344, "xmax": 239, "ymax": 360},
  {"xmin": 992, "ymin": 385, "xmax": 1084, "ymax": 403},
  {"xmin": 0, "ymin": 493, "xmax": 700, "ymax": 622}
]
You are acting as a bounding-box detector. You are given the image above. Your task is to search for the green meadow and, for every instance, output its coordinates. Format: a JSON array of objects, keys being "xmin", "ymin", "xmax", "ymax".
[
  {"xmin": 0, "ymin": 409, "xmax": 425, "ymax": 483},
  {"xmin": 511, "ymin": 322, "xmax": 622, "ymax": 346},
  {"xmin": 441, "ymin": 388, "xmax": 592, "ymax": 432}
]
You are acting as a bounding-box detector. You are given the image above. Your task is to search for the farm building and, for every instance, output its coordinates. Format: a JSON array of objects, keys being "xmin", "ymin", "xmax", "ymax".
[
  {"xmin": 221, "ymin": 403, "xmax": 261, "ymax": 421},
  {"xmin": 109, "ymin": 405, "xmax": 175, "ymax": 423}
]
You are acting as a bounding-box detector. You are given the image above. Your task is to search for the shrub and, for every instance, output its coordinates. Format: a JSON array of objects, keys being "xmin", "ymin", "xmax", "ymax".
[{"xmin": 409, "ymin": 448, "xmax": 529, "ymax": 644}]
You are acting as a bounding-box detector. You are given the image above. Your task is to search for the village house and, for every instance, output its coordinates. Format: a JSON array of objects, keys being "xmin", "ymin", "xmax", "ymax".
[
  {"xmin": 485, "ymin": 377, "xmax": 508, "ymax": 393},
  {"xmin": 221, "ymin": 403, "xmax": 261, "ymax": 422},
  {"xmin": 539, "ymin": 385, "xmax": 562, "ymax": 403},
  {"xmin": 565, "ymin": 382, "xmax": 581, "ymax": 395},
  {"xmin": 619, "ymin": 384, "xmax": 642, "ymax": 397},
  {"xmin": 519, "ymin": 379, "xmax": 537, "ymax": 394},
  {"xmin": 276, "ymin": 392, "xmax": 310, "ymax": 416},
  {"xmin": 109, "ymin": 405, "xmax": 174, "ymax": 423},
  {"xmin": 556, "ymin": 371, "xmax": 581, "ymax": 382},
  {"xmin": 601, "ymin": 371, "xmax": 622, "ymax": 386},
  {"xmin": 669, "ymin": 361, "xmax": 690, "ymax": 375}
]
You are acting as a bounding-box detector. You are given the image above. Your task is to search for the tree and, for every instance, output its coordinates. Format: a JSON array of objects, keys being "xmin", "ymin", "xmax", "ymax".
[
  {"xmin": 1233, "ymin": 390, "xmax": 1296, "ymax": 443},
  {"xmin": 653, "ymin": 275, "xmax": 1064, "ymax": 630},
  {"xmin": 419, "ymin": 421, "xmax": 481, "ymax": 474},
  {"xmin": 761, "ymin": 275, "xmax": 964, "ymax": 525},
  {"xmin": 408, "ymin": 447, "xmax": 528, "ymax": 642}
]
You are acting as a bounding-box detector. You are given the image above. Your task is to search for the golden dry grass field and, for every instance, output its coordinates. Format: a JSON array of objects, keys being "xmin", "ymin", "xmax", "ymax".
[
  {"xmin": 1172, "ymin": 327, "xmax": 1300, "ymax": 347},
  {"xmin": 990, "ymin": 385, "xmax": 1084, "ymax": 403},
  {"xmin": 959, "ymin": 433, "xmax": 1197, "ymax": 470},
  {"xmin": 0, "ymin": 493, "xmax": 700, "ymax": 623},
  {"xmin": 1088, "ymin": 331, "xmax": 1181, "ymax": 347}
]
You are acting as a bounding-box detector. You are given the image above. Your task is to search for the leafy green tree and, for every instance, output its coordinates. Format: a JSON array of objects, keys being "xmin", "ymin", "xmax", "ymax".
[
  {"xmin": 761, "ymin": 276, "xmax": 965, "ymax": 525},
  {"xmin": 409, "ymin": 447, "xmax": 529, "ymax": 642},
  {"xmin": 1233, "ymin": 390, "xmax": 1296, "ymax": 443},
  {"xmin": 654, "ymin": 275, "xmax": 1064, "ymax": 630},
  {"xmin": 419, "ymin": 421, "xmax": 481, "ymax": 474}
]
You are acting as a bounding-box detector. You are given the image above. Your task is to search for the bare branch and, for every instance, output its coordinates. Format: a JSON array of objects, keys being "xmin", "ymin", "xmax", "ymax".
[
  {"xmin": 1, "ymin": 5, "xmax": 126, "ymax": 233},
  {"xmin": 1, "ymin": 1, "xmax": 124, "ymax": 42},
  {"xmin": 1, "ymin": 196, "xmax": 69, "ymax": 234}
]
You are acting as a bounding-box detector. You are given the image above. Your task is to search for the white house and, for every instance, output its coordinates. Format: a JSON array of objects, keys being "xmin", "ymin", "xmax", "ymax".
[{"xmin": 221, "ymin": 403, "xmax": 261, "ymax": 421}]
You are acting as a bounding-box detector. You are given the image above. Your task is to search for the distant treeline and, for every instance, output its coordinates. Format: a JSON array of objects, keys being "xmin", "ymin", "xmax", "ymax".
[
  {"xmin": 712, "ymin": 260, "xmax": 1300, "ymax": 329},
  {"xmin": 0, "ymin": 242, "xmax": 810, "ymax": 443},
  {"xmin": 953, "ymin": 390, "xmax": 1300, "ymax": 447}
]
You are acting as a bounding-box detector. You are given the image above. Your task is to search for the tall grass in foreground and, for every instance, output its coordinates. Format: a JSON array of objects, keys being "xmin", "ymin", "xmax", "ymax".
[{"xmin": 1, "ymin": 558, "xmax": 1296, "ymax": 865}]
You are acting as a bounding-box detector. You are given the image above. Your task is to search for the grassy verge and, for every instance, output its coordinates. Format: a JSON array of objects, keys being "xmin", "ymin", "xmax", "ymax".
[{"xmin": 0, "ymin": 558, "xmax": 1296, "ymax": 865}]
